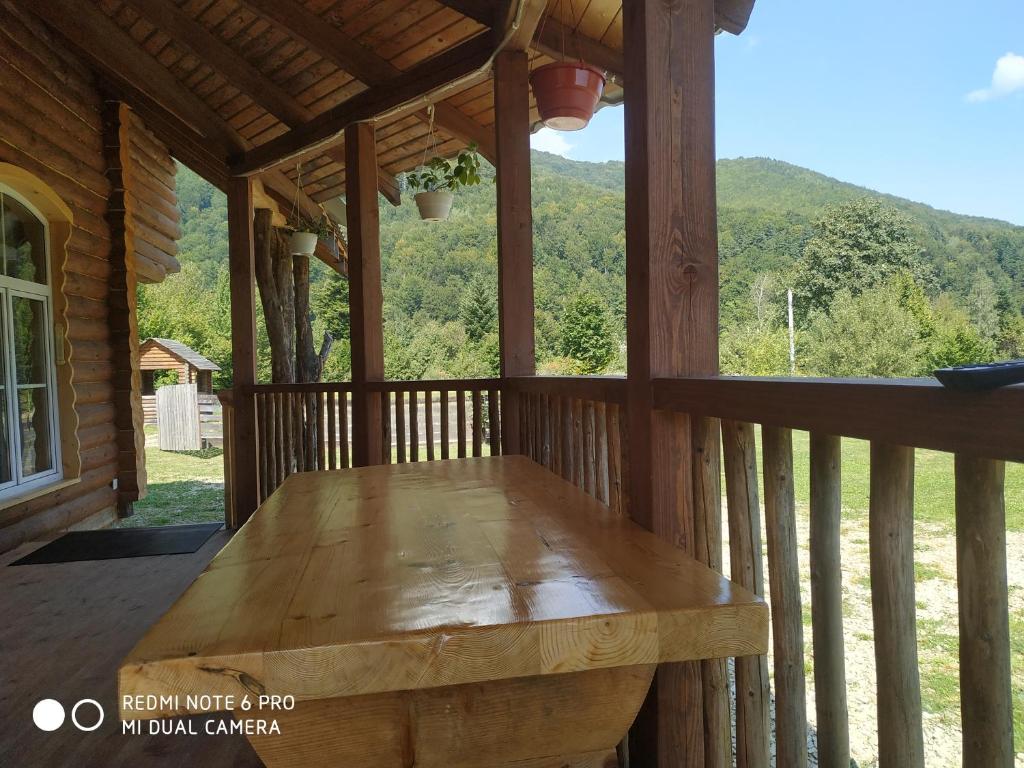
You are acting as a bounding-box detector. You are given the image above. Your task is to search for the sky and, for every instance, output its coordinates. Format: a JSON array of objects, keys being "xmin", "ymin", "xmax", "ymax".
[{"xmin": 530, "ymin": 0, "xmax": 1024, "ymax": 226}]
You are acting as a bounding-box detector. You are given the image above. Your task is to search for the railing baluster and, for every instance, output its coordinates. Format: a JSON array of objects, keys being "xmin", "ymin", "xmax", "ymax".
[
  {"xmin": 339, "ymin": 391, "xmax": 350, "ymax": 468},
  {"xmin": 809, "ymin": 432, "xmax": 850, "ymax": 768},
  {"xmin": 606, "ymin": 403, "xmax": 622, "ymax": 514},
  {"xmin": 955, "ymin": 455, "xmax": 1013, "ymax": 766},
  {"xmin": 692, "ymin": 416, "xmax": 731, "ymax": 767},
  {"xmin": 541, "ymin": 393, "xmax": 551, "ymax": 467},
  {"xmin": 304, "ymin": 393, "xmax": 314, "ymax": 470},
  {"xmin": 551, "ymin": 395, "xmax": 563, "ymax": 476},
  {"xmin": 326, "ymin": 390, "xmax": 337, "ymax": 470},
  {"xmin": 256, "ymin": 393, "xmax": 268, "ymax": 502},
  {"xmin": 561, "ymin": 395, "xmax": 574, "ymax": 482},
  {"xmin": 869, "ymin": 442, "xmax": 924, "ymax": 768},
  {"xmin": 283, "ymin": 392, "xmax": 294, "ymax": 477},
  {"xmin": 763, "ymin": 426, "xmax": 808, "ymax": 768},
  {"xmin": 409, "ymin": 390, "xmax": 419, "ymax": 462},
  {"xmin": 395, "ymin": 391, "xmax": 406, "ymax": 463},
  {"xmin": 472, "ymin": 389, "xmax": 483, "ymax": 457},
  {"xmin": 572, "ymin": 398, "xmax": 584, "ymax": 489},
  {"xmin": 722, "ymin": 419, "xmax": 770, "ymax": 768},
  {"xmin": 425, "ymin": 390, "xmax": 435, "ymax": 461},
  {"xmin": 456, "ymin": 389, "xmax": 467, "ymax": 458},
  {"xmin": 316, "ymin": 391, "xmax": 326, "ymax": 470},
  {"xmin": 381, "ymin": 393, "xmax": 391, "ymax": 464},
  {"xmin": 594, "ymin": 401, "xmax": 609, "ymax": 505},
  {"xmin": 267, "ymin": 393, "xmax": 279, "ymax": 493},
  {"xmin": 274, "ymin": 392, "xmax": 284, "ymax": 481},
  {"xmin": 440, "ymin": 390, "xmax": 450, "ymax": 460},
  {"xmin": 583, "ymin": 400, "xmax": 596, "ymax": 496},
  {"xmin": 487, "ymin": 388, "xmax": 500, "ymax": 456}
]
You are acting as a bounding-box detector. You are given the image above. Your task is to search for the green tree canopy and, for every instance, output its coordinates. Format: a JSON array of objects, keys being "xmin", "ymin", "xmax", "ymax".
[
  {"xmin": 459, "ymin": 275, "xmax": 497, "ymax": 343},
  {"xmin": 558, "ymin": 291, "xmax": 615, "ymax": 374},
  {"xmin": 793, "ymin": 198, "xmax": 927, "ymax": 322}
]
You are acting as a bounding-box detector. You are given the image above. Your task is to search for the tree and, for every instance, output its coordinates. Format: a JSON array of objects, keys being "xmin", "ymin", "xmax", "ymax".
[
  {"xmin": 793, "ymin": 198, "xmax": 926, "ymax": 322},
  {"xmin": 558, "ymin": 291, "xmax": 615, "ymax": 374},
  {"xmin": 802, "ymin": 286, "xmax": 925, "ymax": 377},
  {"xmin": 459, "ymin": 275, "xmax": 496, "ymax": 343}
]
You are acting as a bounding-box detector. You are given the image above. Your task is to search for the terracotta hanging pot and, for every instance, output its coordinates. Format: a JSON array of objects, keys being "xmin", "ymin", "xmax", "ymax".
[
  {"xmin": 415, "ymin": 190, "xmax": 455, "ymax": 222},
  {"xmin": 289, "ymin": 230, "xmax": 318, "ymax": 256},
  {"xmin": 530, "ymin": 62, "xmax": 606, "ymax": 131}
]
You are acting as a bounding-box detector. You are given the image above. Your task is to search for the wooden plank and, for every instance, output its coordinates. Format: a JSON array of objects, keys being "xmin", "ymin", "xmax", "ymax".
[
  {"xmin": 955, "ymin": 455, "xmax": 1013, "ymax": 767},
  {"xmin": 573, "ymin": 398, "xmax": 585, "ymax": 489},
  {"xmin": 440, "ymin": 390, "xmax": 450, "ymax": 460},
  {"xmin": 721, "ymin": 420, "xmax": 770, "ymax": 768},
  {"xmin": 652, "ymin": 376, "xmax": 1024, "ymax": 463},
  {"xmin": 315, "ymin": 392, "xmax": 326, "ymax": 470},
  {"xmin": 327, "ymin": 390, "xmax": 337, "ymax": 470},
  {"xmin": 869, "ymin": 443, "xmax": 924, "ymax": 768},
  {"xmin": 231, "ymin": 35, "xmax": 495, "ymax": 175},
  {"xmin": 606, "ymin": 404, "xmax": 623, "ymax": 515},
  {"xmin": 409, "ymin": 390, "xmax": 419, "ymax": 462},
  {"xmin": 425, "ymin": 391, "xmax": 435, "ymax": 461},
  {"xmin": 762, "ymin": 427, "xmax": 808, "ymax": 768},
  {"xmin": 381, "ymin": 395, "xmax": 392, "ymax": 465},
  {"xmin": 345, "ymin": 123, "xmax": 384, "ymax": 467},
  {"xmin": 338, "ymin": 392, "xmax": 350, "ymax": 469},
  {"xmin": 594, "ymin": 402, "xmax": 609, "ymax": 505},
  {"xmin": 256, "ymin": 393, "xmax": 268, "ymax": 501},
  {"xmin": 691, "ymin": 417, "xmax": 730, "ymax": 768},
  {"xmin": 227, "ymin": 176, "xmax": 259, "ymax": 525},
  {"xmin": 561, "ymin": 396, "xmax": 574, "ymax": 483},
  {"xmin": 583, "ymin": 401, "xmax": 596, "ymax": 496},
  {"xmin": 494, "ymin": 50, "xmax": 534, "ymax": 455},
  {"xmin": 487, "ymin": 389, "xmax": 501, "ymax": 456},
  {"xmin": 622, "ymin": 0, "xmax": 720, "ymax": 759},
  {"xmin": 156, "ymin": 384, "xmax": 201, "ymax": 451},
  {"xmin": 809, "ymin": 433, "xmax": 850, "ymax": 768},
  {"xmin": 395, "ymin": 391, "xmax": 407, "ymax": 464}
]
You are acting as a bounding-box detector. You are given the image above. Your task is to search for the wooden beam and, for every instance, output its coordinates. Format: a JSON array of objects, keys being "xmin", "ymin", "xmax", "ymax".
[
  {"xmin": 716, "ymin": 0, "xmax": 757, "ymax": 34},
  {"xmin": 227, "ymin": 177, "xmax": 259, "ymax": 525},
  {"xmin": 503, "ymin": 0, "xmax": 549, "ymax": 51},
  {"xmin": 28, "ymin": 0, "xmax": 243, "ymax": 153},
  {"xmin": 434, "ymin": 0, "xmax": 498, "ymax": 27},
  {"xmin": 121, "ymin": 0, "xmax": 311, "ymax": 127},
  {"xmin": 421, "ymin": 104, "xmax": 497, "ymax": 165},
  {"xmin": 494, "ymin": 50, "xmax": 535, "ymax": 456},
  {"xmin": 533, "ymin": 19, "xmax": 625, "ymax": 84},
  {"xmin": 623, "ymin": 0, "xmax": 720, "ymax": 764},
  {"xmin": 231, "ymin": 34, "xmax": 495, "ymax": 176},
  {"xmin": 346, "ymin": 123, "xmax": 385, "ymax": 467}
]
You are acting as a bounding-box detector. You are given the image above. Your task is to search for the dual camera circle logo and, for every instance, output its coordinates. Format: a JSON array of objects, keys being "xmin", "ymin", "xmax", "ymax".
[{"xmin": 32, "ymin": 699, "xmax": 104, "ymax": 732}]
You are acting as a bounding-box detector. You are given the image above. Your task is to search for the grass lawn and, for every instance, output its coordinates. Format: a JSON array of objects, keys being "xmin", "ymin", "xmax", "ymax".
[{"xmin": 117, "ymin": 426, "xmax": 225, "ymax": 528}]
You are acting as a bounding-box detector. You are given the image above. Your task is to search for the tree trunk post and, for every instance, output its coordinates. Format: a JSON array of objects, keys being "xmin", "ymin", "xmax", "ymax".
[
  {"xmin": 346, "ymin": 122, "xmax": 385, "ymax": 466},
  {"xmin": 623, "ymin": 0, "xmax": 720, "ymax": 765}
]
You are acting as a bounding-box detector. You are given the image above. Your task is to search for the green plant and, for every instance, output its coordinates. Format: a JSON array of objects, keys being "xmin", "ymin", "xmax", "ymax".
[
  {"xmin": 405, "ymin": 144, "xmax": 483, "ymax": 193},
  {"xmin": 287, "ymin": 211, "xmax": 337, "ymax": 238}
]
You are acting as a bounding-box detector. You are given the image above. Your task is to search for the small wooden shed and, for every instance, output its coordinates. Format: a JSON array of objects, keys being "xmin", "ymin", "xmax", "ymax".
[{"xmin": 139, "ymin": 338, "xmax": 220, "ymax": 423}]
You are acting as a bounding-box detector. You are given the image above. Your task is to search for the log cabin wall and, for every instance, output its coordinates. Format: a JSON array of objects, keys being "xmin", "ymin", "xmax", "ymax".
[{"xmin": 0, "ymin": 3, "xmax": 178, "ymax": 551}]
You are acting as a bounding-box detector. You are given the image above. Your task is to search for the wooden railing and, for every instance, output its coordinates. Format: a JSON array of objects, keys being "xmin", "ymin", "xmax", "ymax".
[
  {"xmin": 651, "ymin": 375, "xmax": 1020, "ymax": 768},
  {"xmin": 373, "ymin": 378, "xmax": 502, "ymax": 463},
  {"xmin": 506, "ymin": 376, "xmax": 628, "ymax": 515}
]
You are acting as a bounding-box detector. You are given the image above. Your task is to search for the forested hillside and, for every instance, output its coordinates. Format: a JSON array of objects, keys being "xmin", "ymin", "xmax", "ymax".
[{"xmin": 138, "ymin": 153, "xmax": 1024, "ymax": 385}]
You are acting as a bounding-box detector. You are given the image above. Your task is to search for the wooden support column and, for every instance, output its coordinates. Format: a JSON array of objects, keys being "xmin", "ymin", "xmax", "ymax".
[
  {"xmin": 623, "ymin": 0, "xmax": 719, "ymax": 765},
  {"xmin": 494, "ymin": 50, "xmax": 535, "ymax": 455},
  {"xmin": 346, "ymin": 122, "xmax": 385, "ymax": 466},
  {"xmin": 227, "ymin": 175, "xmax": 259, "ymax": 525}
]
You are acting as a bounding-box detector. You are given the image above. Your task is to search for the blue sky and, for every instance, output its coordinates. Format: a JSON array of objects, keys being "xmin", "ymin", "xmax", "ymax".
[{"xmin": 531, "ymin": 0, "xmax": 1024, "ymax": 225}]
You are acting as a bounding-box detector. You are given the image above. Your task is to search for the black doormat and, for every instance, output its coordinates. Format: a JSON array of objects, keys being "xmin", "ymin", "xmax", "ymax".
[{"xmin": 9, "ymin": 522, "xmax": 223, "ymax": 566}]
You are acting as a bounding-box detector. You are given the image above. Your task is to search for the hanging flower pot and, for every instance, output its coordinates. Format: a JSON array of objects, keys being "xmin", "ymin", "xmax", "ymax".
[
  {"xmin": 530, "ymin": 62, "xmax": 605, "ymax": 131},
  {"xmin": 414, "ymin": 190, "xmax": 455, "ymax": 222},
  {"xmin": 289, "ymin": 230, "xmax": 318, "ymax": 256}
]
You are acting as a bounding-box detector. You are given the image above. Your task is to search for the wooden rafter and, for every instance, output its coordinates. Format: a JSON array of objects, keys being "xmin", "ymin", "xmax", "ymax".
[
  {"xmin": 238, "ymin": 0, "xmax": 495, "ymax": 170},
  {"xmin": 230, "ymin": 34, "xmax": 496, "ymax": 176}
]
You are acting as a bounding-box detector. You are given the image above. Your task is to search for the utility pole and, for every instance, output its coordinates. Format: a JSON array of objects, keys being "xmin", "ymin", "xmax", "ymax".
[{"xmin": 788, "ymin": 288, "xmax": 796, "ymax": 374}]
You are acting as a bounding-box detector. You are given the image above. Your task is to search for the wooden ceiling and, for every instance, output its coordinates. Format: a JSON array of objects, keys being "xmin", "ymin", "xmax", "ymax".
[{"xmin": 29, "ymin": 0, "xmax": 754, "ymax": 212}]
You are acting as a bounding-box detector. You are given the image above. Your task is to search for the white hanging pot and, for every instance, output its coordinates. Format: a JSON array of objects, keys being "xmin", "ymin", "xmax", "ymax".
[
  {"xmin": 415, "ymin": 190, "xmax": 454, "ymax": 222},
  {"xmin": 289, "ymin": 230, "xmax": 318, "ymax": 256}
]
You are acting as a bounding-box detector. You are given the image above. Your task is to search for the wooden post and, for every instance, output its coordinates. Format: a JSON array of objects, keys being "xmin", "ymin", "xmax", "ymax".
[
  {"xmin": 869, "ymin": 442, "xmax": 924, "ymax": 768},
  {"xmin": 494, "ymin": 50, "xmax": 535, "ymax": 456},
  {"xmin": 809, "ymin": 433, "xmax": 850, "ymax": 768},
  {"xmin": 346, "ymin": 121, "xmax": 385, "ymax": 467},
  {"xmin": 955, "ymin": 455, "xmax": 1013, "ymax": 766},
  {"xmin": 227, "ymin": 175, "xmax": 259, "ymax": 525},
  {"xmin": 623, "ymin": 0, "xmax": 719, "ymax": 764}
]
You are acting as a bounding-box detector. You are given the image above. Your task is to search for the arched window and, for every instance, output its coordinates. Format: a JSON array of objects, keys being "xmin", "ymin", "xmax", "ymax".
[{"xmin": 0, "ymin": 184, "xmax": 61, "ymax": 494}]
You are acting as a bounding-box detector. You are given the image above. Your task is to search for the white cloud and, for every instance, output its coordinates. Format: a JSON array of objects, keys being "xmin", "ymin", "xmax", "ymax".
[
  {"xmin": 530, "ymin": 128, "xmax": 574, "ymax": 157},
  {"xmin": 967, "ymin": 52, "xmax": 1024, "ymax": 102}
]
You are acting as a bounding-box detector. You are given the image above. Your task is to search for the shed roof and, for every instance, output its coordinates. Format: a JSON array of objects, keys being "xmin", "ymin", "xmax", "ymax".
[{"xmin": 140, "ymin": 338, "xmax": 221, "ymax": 372}]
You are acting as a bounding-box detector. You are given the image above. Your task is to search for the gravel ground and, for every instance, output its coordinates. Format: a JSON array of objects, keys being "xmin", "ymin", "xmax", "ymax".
[{"xmin": 721, "ymin": 503, "xmax": 1024, "ymax": 768}]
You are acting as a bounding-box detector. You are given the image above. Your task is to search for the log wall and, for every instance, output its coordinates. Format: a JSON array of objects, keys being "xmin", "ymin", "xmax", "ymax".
[{"xmin": 0, "ymin": 3, "xmax": 178, "ymax": 550}]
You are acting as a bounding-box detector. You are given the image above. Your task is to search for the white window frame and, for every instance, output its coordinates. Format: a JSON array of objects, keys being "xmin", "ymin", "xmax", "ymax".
[{"xmin": 0, "ymin": 183, "xmax": 62, "ymax": 497}]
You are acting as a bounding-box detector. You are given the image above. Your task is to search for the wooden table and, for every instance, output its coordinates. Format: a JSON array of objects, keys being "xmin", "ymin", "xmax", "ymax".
[{"xmin": 120, "ymin": 456, "xmax": 767, "ymax": 768}]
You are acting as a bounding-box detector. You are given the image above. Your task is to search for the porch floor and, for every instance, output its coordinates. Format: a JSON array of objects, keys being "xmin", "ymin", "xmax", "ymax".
[{"xmin": 0, "ymin": 529, "xmax": 261, "ymax": 768}]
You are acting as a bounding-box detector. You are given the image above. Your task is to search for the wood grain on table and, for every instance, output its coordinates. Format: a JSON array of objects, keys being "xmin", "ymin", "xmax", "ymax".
[{"xmin": 120, "ymin": 456, "xmax": 767, "ymax": 717}]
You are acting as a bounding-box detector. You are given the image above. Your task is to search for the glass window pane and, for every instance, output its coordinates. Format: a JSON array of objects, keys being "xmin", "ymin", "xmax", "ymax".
[
  {"xmin": 0, "ymin": 300, "xmax": 11, "ymax": 485},
  {"xmin": 2, "ymin": 194, "xmax": 47, "ymax": 284},
  {"xmin": 18, "ymin": 387, "xmax": 52, "ymax": 477},
  {"xmin": 12, "ymin": 296, "xmax": 49, "ymax": 386}
]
